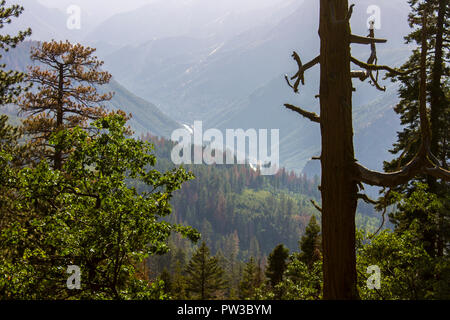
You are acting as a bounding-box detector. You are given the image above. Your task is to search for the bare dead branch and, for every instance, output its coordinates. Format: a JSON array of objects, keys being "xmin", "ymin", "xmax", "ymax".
[
  {"xmin": 284, "ymin": 75, "xmax": 295, "ymax": 90},
  {"xmin": 428, "ymin": 150, "xmax": 444, "ymax": 168},
  {"xmin": 350, "ymin": 57, "xmax": 410, "ymax": 75},
  {"xmin": 425, "ymin": 166, "xmax": 450, "ymax": 181},
  {"xmin": 357, "ymin": 193, "xmax": 378, "ymax": 205},
  {"xmin": 328, "ymin": 1, "xmax": 354, "ymax": 25},
  {"xmin": 310, "ymin": 199, "xmax": 322, "ymax": 213},
  {"xmin": 351, "ymin": 70, "xmax": 368, "ymax": 81},
  {"xmin": 284, "ymin": 104, "xmax": 320, "ymax": 123},
  {"xmin": 346, "ymin": 4, "xmax": 355, "ymax": 21},
  {"xmin": 287, "ymin": 53, "xmax": 320, "ymax": 92},
  {"xmin": 350, "ymin": 34, "xmax": 387, "ymax": 45},
  {"xmin": 352, "ymin": 23, "xmax": 387, "ymax": 92},
  {"xmin": 354, "ymin": 155, "xmax": 424, "ymax": 187},
  {"xmin": 368, "ymin": 70, "xmax": 386, "ymax": 91},
  {"xmin": 355, "ymin": 153, "xmax": 450, "ymax": 187},
  {"xmin": 369, "ymin": 189, "xmax": 391, "ymax": 239},
  {"xmin": 292, "ymin": 55, "xmax": 320, "ymax": 80}
]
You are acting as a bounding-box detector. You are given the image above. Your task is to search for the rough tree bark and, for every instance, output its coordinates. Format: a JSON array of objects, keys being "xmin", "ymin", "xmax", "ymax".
[
  {"xmin": 428, "ymin": 0, "xmax": 447, "ymax": 257},
  {"xmin": 284, "ymin": 0, "xmax": 450, "ymax": 300},
  {"xmin": 55, "ymin": 64, "xmax": 64, "ymax": 171},
  {"xmin": 318, "ymin": 0, "xmax": 358, "ymax": 300}
]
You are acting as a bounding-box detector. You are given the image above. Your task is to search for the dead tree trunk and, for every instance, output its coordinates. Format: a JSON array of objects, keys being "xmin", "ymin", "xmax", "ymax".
[
  {"xmin": 319, "ymin": 0, "xmax": 358, "ymax": 300},
  {"xmin": 284, "ymin": 1, "xmax": 450, "ymax": 300}
]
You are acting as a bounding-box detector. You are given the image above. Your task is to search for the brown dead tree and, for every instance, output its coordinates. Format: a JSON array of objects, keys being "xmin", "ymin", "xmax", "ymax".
[
  {"xmin": 284, "ymin": 0, "xmax": 450, "ymax": 299},
  {"xmin": 19, "ymin": 41, "xmax": 114, "ymax": 170}
]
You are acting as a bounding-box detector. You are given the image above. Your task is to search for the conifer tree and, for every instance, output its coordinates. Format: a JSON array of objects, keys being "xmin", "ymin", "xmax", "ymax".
[
  {"xmin": 384, "ymin": 0, "xmax": 449, "ymax": 258},
  {"xmin": 0, "ymin": 1, "xmax": 30, "ymax": 161},
  {"xmin": 159, "ymin": 269, "xmax": 172, "ymax": 296},
  {"xmin": 0, "ymin": 1, "xmax": 31, "ymax": 244},
  {"xmin": 299, "ymin": 215, "xmax": 322, "ymax": 267},
  {"xmin": 185, "ymin": 242, "xmax": 227, "ymax": 300},
  {"xmin": 239, "ymin": 257, "xmax": 263, "ymax": 299},
  {"xmin": 0, "ymin": 0, "xmax": 31, "ymax": 105},
  {"xmin": 171, "ymin": 259, "xmax": 188, "ymax": 300},
  {"xmin": 18, "ymin": 40, "xmax": 114, "ymax": 170},
  {"xmin": 0, "ymin": 114, "xmax": 19, "ymax": 152},
  {"xmin": 265, "ymin": 244, "xmax": 289, "ymax": 287}
]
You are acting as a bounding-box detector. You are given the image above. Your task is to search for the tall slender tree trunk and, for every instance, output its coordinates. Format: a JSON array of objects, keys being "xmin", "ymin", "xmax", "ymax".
[
  {"xmin": 428, "ymin": 0, "xmax": 447, "ymax": 258},
  {"xmin": 201, "ymin": 250, "xmax": 206, "ymax": 300},
  {"xmin": 54, "ymin": 64, "xmax": 64, "ymax": 170},
  {"xmin": 319, "ymin": 0, "xmax": 358, "ymax": 299}
]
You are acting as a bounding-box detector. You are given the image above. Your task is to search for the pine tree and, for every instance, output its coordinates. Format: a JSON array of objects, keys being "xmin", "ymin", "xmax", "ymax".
[
  {"xmin": 0, "ymin": 0, "xmax": 31, "ymax": 105},
  {"xmin": 0, "ymin": 1, "xmax": 31, "ymax": 163},
  {"xmin": 0, "ymin": 115, "xmax": 19, "ymax": 152},
  {"xmin": 0, "ymin": 1, "xmax": 31, "ymax": 257},
  {"xmin": 299, "ymin": 215, "xmax": 322, "ymax": 267},
  {"xmin": 171, "ymin": 259, "xmax": 188, "ymax": 300},
  {"xmin": 238, "ymin": 257, "xmax": 263, "ymax": 299},
  {"xmin": 384, "ymin": 0, "xmax": 449, "ymax": 258},
  {"xmin": 159, "ymin": 268, "xmax": 172, "ymax": 296},
  {"xmin": 249, "ymin": 236, "xmax": 261, "ymax": 259},
  {"xmin": 265, "ymin": 244, "xmax": 289, "ymax": 288},
  {"xmin": 18, "ymin": 40, "xmax": 114, "ymax": 170},
  {"xmin": 185, "ymin": 242, "xmax": 227, "ymax": 300}
]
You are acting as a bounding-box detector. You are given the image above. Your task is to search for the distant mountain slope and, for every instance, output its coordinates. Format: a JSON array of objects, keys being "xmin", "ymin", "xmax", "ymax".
[
  {"xmin": 86, "ymin": 0, "xmax": 300, "ymax": 45},
  {"xmin": 5, "ymin": 0, "xmax": 415, "ymax": 173},
  {"xmin": 102, "ymin": 79, "xmax": 181, "ymax": 137},
  {"xmin": 99, "ymin": 0, "xmax": 410, "ymax": 121},
  {"xmin": 0, "ymin": 41, "xmax": 181, "ymax": 138},
  {"xmin": 3, "ymin": 0, "xmax": 91, "ymax": 42},
  {"xmin": 37, "ymin": 0, "xmax": 154, "ymax": 27},
  {"xmin": 98, "ymin": 0, "xmax": 412, "ymax": 172},
  {"xmin": 214, "ymin": 44, "xmax": 411, "ymax": 173}
]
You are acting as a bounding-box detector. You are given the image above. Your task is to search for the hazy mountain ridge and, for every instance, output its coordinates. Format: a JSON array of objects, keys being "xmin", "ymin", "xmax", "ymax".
[
  {"xmin": 4, "ymin": 0, "xmax": 93, "ymax": 42},
  {"xmin": 94, "ymin": 0, "xmax": 412, "ymax": 173},
  {"xmin": 0, "ymin": 41, "xmax": 181, "ymax": 138},
  {"xmin": 85, "ymin": 0, "xmax": 300, "ymax": 45},
  {"xmin": 3, "ymin": 0, "xmax": 415, "ymax": 174}
]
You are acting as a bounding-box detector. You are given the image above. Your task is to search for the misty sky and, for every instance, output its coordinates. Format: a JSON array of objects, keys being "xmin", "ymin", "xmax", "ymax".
[
  {"xmin": 36, "ymin": 0, "xmax": 289, "ymax": 24},
  {"xmin": 37, "ymin": 0, "xmax": 157, "ymax": 21}
]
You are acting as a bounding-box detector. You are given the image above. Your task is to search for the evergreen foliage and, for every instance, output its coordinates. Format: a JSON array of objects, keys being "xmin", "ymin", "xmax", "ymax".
[
  {"xmin": 265, "ymin": 244, "xmax": 289, "ymax": 288},
  {"xmin": 384, "ymin": 0, "xmax": 449, "ymax": 258},
  {"xmin": 18, "ymin": 40, "xmax": 116, "ymax": 169},
  {"xmin": 0, "ymin": 0, "xmax": 31, "ymax": 105},
  {"xmin": 298, "ymin": 215, "xmax": 322, "ymax": 267},
  {"xmin": 238, "ymin": 257, "xmax": 264, "ymax": 300},
  {"xmin": 185, "ymin": 242, "xmax": 227, "ymax": 300}
]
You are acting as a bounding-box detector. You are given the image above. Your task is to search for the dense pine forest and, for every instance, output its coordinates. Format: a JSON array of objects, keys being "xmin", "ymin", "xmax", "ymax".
[
  {"xmin": 139, "ymin": 136, "xmax": 380, "ymax": 299},
  {"xmin": 0, "ymin": 0, "xmax": 449, "ymax": 301}
]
